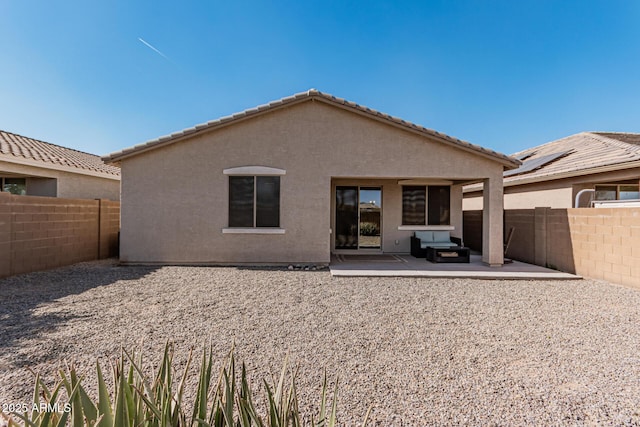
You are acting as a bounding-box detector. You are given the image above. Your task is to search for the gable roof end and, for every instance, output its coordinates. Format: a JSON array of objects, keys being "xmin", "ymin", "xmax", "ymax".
[{"xmin": 102, "ymin": 89, "xmax": 520, "ymax": 168}]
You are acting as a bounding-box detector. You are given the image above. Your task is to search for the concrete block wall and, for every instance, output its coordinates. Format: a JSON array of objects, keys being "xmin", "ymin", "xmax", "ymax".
[
  {"xmin": 463, "ymin": 207, "xmax": 640, "ymax": 288},
  {"xmin": 462, "ymin": 210, "xmax": 482, "ymax": 251},
  {"xmin": 567, "ymin": 208, "xmax": 640, "ymax": 288},
  {"xmin": 504, "ymin": 209, "xmax": 535, "ymax": 264},
  {"xmin": 0, "ymin": 193, "xmax": 120, "ymax": 278},
  {"xmin": 544, "ymin": 208, "xmax": 575, "ymax": 274}
]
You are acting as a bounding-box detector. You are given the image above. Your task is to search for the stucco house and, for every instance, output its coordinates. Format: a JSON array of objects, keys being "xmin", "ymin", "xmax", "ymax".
[
  {"xmin": 463, "ymin": 132, "xmax": 640, "ymax": 209},
  {"xmin": 1, "ymin": 130, "xmax": 120, "ymax": 200},
  {"xmin": 103, "ymin": 90, "xmax": 518, "ymax": 266}
]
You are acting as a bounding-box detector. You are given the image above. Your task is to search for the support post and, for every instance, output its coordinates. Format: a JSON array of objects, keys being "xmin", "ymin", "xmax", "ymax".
[{"xmin": 482, "ymin": 176, "xmax": 504, "ymax": 267}]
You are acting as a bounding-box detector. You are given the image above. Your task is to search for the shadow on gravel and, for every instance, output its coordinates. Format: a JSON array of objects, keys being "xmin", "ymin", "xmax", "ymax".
[
  {"xmin": 0, "ymin": 260, "xmax": 158, "ymax": 365},
  {"xmin": 235, "ymin": 265, "xmax": 329, "ymax": 272}
]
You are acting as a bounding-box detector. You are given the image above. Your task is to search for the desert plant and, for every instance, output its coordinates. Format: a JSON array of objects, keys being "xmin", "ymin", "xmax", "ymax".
[
  {"xmin": 2, "ymin": 343, "xmax": 370, "ymax": 427},
  {"xmin": 1, "ymin": 370, "xmax": 74, "ymax": 427}
]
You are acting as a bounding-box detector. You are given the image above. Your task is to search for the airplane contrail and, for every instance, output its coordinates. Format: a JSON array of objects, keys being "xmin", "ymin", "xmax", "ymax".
[{"xmin": 138, "ymin": 37, "xmax": 169, "ymax": 60}]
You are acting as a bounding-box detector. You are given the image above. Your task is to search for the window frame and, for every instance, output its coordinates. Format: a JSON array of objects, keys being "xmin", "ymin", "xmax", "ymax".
[
  {"xmin": 228, "ymin": 176, "xmax": 256, "ymax": 227},
  {"xmin": 401, "ymin": 185, "xmax": 451, "ymax": 226},
  {"xmin": 223, "ymin": 166, "xmax": 285, "ymax": 234},
  {"xmin": 619, "ymin": 184, "xmax": 640, "ymax": 200},
  {"xmin": 427, "ymin": 185, "xmax": 451, "ymax": 226},
  {"xmin": 228, "ymin": 175, "xmax": 281, "ymax": 228},
  {"xmin": 1, "ymin": 177, "xmax": 27, "ymax": 195},
  {"xmin": 595, "ymin": 183, "xmax": 640, "ymax": 201},
  {"xmin": 401, "ymin": 185, "xmax": 426, "ymax": 225}
]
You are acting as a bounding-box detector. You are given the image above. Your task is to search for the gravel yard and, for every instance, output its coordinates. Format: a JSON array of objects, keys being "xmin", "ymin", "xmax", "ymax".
[{"xmin": 2, "ymin": 259, "xmax": 640, "ymax": 425}]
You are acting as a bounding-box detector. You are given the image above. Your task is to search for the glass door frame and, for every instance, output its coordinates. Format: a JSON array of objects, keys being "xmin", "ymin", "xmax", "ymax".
[{"xmin": 333, "ymin": 185, "xmax": 383, "ymax": 253}]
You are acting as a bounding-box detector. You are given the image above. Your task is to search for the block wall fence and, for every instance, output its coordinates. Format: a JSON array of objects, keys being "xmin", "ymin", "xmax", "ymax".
[
  {"xmin": 0, "ymin": 192, "xmax": 119, "ymax": 278},
  {"xmin": 464, "ymin": 207, "xmax": 640, "ymax": 288}
]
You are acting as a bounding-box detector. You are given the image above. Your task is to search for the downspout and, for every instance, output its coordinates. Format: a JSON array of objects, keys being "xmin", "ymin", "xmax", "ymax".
[{"xmin": 574, "ymin": 189, "xmax": 595, "ymax": 208}]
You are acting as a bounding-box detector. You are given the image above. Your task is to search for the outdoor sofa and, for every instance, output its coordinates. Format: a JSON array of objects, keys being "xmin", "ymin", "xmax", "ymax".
[{"xmin": 410, "ymin": 230, "xmax": 462, "ymax": 258}]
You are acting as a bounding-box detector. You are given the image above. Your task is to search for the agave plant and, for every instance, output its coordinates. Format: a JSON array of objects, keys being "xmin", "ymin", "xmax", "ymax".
[{"xmin": 2, "ymin": 343, "xmax": 370, "ymax": 427}]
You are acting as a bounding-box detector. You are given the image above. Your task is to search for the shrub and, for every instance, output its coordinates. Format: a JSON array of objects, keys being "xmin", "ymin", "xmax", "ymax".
[
  {"xmin": 359, "ymin": 222, "xmax": 380, "ymax": 236},
  {"xmin": 1, "ymin": 343, "xmax": 370, "ymax": 427}
]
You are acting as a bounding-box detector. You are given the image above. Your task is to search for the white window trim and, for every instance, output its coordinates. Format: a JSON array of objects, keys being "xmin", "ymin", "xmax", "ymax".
[
  {"xmin": 397, "ymin": 225, "xmax": 454, "ymax": 231},
  {"xmin": 222, "ymin": 228, "xmax": 286, "ymax": 234},
  {"xmin": 224, "ymin": 166, "xmax": 286, "ymax": 176}
]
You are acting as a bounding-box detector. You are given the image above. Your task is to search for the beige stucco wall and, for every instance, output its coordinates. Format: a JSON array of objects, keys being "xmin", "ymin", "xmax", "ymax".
[
  {"xmin": 505, "ymin": 187, "xmax": 573, "ymax": 209},
  {"xmin": 56, "ymin": 171, "xmax": 120, "ymax": 200},
  {"xmin": 0, "ymin": 160, "xmax": 120, "ymax": 200},
  {"xmin": 464, "ymin": 187, "xmax": 572, "ymax": 210},
  {"xmin": 119, "ymin": 100, "xmax": 505, "ymax": 264},
  {"xmin": 464, "ymin": 168, "xmax": 640, "ymax": 210}
]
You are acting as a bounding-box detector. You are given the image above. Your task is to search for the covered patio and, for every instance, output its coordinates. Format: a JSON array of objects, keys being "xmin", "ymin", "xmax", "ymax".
[{"xmin": 330, "ymin": 253, "xmax": 580, "ymax": 279}]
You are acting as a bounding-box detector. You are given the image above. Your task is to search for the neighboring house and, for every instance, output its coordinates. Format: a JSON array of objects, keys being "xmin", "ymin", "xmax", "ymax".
[
  {"xmin": 0, "ymin": 130, "xmax": 120, "ymax": 200},
  {"xmin": 463, "ymin": 132, "xmax": 640, "ymax": 210},
  {"xmin": 103, "ymin": 89, "xmax": 518, "ymax": 266}
]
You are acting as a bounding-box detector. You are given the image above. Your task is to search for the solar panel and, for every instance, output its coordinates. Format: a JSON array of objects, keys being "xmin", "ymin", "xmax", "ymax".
[
  {"xmin": 515, "ymin": 151, "xmax": 536, "ymax": 161},
  {"xmin": 504, "ymin": 150, "xmax": 572, "ymax": 177}
]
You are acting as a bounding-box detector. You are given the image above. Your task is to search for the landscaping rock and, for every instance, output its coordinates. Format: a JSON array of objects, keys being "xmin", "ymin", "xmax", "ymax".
[{"xmin": 1, "ymin": 260, "xmax": 640, "ymax": 425}]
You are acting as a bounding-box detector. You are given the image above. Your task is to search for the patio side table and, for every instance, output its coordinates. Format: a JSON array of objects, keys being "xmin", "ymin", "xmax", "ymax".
[{"xmin": 426, "ymin": 246, "xmax": 470, "ymax": 263}]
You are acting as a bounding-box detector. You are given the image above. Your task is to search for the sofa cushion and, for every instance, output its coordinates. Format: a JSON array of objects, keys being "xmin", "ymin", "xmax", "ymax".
[
  {"xmin": 422, "ymin": 241, "xmax": 458, "ymax": 249},
  {"xmin": 433, "ymin": 231, "xmax": 451, "ymax": 243},
  {"xmin": 415, "ymin": 231, "xmax": 434, "ymax": 242}
]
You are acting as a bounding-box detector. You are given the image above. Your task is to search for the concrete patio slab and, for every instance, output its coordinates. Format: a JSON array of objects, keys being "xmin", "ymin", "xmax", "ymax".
[{"xmin": 330, "ymin": 254, "xmax": 581, "ymax": 279}]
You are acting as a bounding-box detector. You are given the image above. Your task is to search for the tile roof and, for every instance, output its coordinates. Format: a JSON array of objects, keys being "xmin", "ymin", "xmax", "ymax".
[
  {"xmin": 103, "ymin": 89, "xmax": 519, "ymax": 168},
  {"xmin": 592, "ymin": 132, "xmax": 640, "ymax": 146},
  {"xmin": 0, "ymin": 130, "xmax": 120, "ymax": 176},
  {"xmin": 505, "ymin": 132, "xmax": 640, "ymax": 185}
]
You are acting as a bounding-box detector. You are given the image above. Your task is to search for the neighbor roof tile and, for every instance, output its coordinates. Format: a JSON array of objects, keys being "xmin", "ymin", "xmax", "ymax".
[
  {"xmin": 0, "ymin": 130, "xmax": 120, "ymax": 176},
  {"xmin": 506, "ymin": 132, "xmax": 640, "ymax": 184}
]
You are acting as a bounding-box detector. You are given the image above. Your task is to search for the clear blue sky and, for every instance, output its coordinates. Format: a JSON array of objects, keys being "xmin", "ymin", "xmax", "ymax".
[{"xmin": 1, "ymin": 1, "xmax": 639, "ymax": 157}]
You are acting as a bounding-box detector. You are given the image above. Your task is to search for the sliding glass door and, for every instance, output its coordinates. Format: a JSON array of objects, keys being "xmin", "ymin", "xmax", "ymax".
[
  {"xmin": 335, "ymin": 186, "xmax": 382, "ymax": 250},
  {"xmin": 358, "ymin": 187, "xmax": 381, "ymax": 249},
  {"xmin": 335, "ymin": 186, "xmax": 358, "ymax": 249}
]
